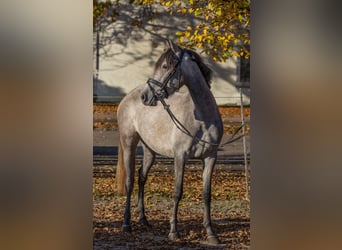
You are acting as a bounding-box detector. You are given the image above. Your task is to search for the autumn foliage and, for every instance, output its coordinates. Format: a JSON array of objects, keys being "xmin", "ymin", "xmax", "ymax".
[
  {"xmin": 137, "ymin": 0, "xmax": 250, "ymax": 61},
  {"xmin": 93, "ymin": 0, "xmax": 119, "ymax": 31},
  {"xmin": 94, "ymin": 0, "xmax": 250, "ymax": 62}
]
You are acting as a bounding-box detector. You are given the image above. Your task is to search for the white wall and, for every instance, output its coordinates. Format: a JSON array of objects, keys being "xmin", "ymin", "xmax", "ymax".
[{"xmin": 93, "ymin": 3, "xmax": 249, "ymax": 106}]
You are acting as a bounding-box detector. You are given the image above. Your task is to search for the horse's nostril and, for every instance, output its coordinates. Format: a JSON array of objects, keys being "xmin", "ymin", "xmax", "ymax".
[{"xmin": 141, "ymin": 94, "xmax": 146, "ymax": 102}]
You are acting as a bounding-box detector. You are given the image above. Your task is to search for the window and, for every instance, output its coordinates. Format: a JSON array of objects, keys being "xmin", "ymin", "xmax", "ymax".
[{"xmin": 238, "ymin": 55, "xmax": 250, "ymax": 83}]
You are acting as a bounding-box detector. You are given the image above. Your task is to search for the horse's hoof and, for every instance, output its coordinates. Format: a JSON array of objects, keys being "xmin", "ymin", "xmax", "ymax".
[
  {"xmin": 122, "ymin": 224, "xmax": 132, "ymax": 233},
  {"xmin": 207, "ymin": 235, "xmax": 220, "ymax": 245},
  {"xmin": 168, "ymin": 232, "xmax": 180, "ymax": 241},
  {"xmin": 139, "ymin": 218, "xmax": 151, "ymax": 228}
]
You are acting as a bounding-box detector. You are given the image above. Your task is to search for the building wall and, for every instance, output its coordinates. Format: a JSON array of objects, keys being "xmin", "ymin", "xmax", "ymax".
[{"xmin": 93, "ymin": 3, "xmax": 249, "ymax": 106}]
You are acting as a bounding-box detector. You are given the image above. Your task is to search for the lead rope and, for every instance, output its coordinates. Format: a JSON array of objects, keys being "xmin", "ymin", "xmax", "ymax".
[{"xmin": 157, "ymin": 96, "xmax": 247, "ymax": 147}]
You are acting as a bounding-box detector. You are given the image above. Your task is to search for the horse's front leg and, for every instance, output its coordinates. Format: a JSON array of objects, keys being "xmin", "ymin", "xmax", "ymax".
[
  {"xmin": 202, "ymin": 156, "xmax": 220, "ymax": 245},
  {"xmin": 169, "ymin": 155, "xmax": 185, "ymax": 241},
  {"xmin": 138, "ymin": 144, "xmax": 155, "ymax": 227}
]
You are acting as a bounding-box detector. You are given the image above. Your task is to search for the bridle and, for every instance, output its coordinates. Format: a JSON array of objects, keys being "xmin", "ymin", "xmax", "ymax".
[{"xmin": 146, "ymin": 49, "xmax": 185, "ymax": 101}]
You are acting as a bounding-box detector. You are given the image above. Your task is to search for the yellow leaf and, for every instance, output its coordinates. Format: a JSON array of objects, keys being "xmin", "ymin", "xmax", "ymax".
[
  {"xmin": 194, "ymin": 9, "xmax": 201, "ymax": 16},
  {"xmin": 216, "ymin": 8, "xmax": 222, "ymax": 16}
]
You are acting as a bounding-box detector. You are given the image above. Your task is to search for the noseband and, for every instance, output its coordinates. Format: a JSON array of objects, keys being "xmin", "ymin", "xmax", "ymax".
[{"xmin": 146, "ymin": 49, "xmax": 185, "ymax": 101}]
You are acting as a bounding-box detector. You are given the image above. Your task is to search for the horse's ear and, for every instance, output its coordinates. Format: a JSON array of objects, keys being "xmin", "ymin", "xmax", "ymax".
[{"xmin": 167, "ymin": 39, "xmax": 182, "ymax": 58}]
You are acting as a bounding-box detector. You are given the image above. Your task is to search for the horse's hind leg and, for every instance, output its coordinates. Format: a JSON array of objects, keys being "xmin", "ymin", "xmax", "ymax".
[
  {"xmin": 121, "ymin": 134, "xmax": 139, "ymax": 233},
  {"xmin": 202, "ymin": 156, "xmax": 220, "ymax": 244},
  {"xmin": 138, "ymin": 143, "xmax": 155, "ymax": 227}
]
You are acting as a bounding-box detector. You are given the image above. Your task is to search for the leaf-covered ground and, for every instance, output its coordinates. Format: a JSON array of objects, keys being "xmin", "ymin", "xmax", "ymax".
[{"xmin": 93, "ymin": 165, "xmax": 250, "ymax": 249}]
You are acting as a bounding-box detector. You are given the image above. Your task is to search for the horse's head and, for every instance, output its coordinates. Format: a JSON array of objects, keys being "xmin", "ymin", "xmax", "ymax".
[
  {"xmin": 141, "ymin": 40, "xmax": 212, "ymax": 106},
  {"xmin": 140, "ymin": 40, "xmax": 184, "ymax": 106}
]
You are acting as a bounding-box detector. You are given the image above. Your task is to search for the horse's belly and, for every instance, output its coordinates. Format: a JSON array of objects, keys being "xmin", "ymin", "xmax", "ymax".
[{"xmin": 138, "ymin": 130, "xmax": 175, "ymax": 158}]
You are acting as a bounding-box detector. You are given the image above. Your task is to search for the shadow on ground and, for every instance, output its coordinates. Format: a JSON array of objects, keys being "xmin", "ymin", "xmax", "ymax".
[{"xmin": 93, "ymin": 216, "xmax": 250, "ymax": 249}]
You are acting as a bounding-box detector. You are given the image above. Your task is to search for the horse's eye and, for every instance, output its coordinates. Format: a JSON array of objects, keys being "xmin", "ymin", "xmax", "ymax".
[{"xmin": 162, "ymin": 63, "xmax": 168, "ymax": 69}]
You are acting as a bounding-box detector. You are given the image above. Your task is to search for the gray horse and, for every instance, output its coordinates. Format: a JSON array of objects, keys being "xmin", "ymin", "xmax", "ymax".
[{"xmin": 116, "ymin": 41, "xmax": 223, "ymax": 244}]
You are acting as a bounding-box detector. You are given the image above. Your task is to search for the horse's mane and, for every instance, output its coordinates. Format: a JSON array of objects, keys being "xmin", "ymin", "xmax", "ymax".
[{"xmin": 154, "ymin": 48, "xmax": 212, "ymax": 88}]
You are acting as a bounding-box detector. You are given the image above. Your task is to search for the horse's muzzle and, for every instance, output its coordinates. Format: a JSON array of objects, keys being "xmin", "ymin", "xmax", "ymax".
[{"xmin": 141, "ymin": 93, "xmax": 157, "ymax": 106}]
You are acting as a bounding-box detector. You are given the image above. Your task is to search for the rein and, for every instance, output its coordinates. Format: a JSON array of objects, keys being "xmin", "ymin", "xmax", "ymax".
[
  {"xmin": 156, "ymin": 93, "xmax": 246, "ymax": 147},
  {"xmin": 146, "ymin": 48, "xmax": 246, "ymax": 147}
]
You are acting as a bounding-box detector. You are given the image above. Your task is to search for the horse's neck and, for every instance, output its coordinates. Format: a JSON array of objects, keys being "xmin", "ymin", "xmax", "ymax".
[{"xmin": 185, "ymin": 79, "xmax": 219, "ymax": 119}]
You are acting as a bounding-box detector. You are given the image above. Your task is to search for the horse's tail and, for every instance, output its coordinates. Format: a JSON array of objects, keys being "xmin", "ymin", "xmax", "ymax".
[{"xmin": 115, "ymin": 141, "xmax": 126, "ymax": 195}]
